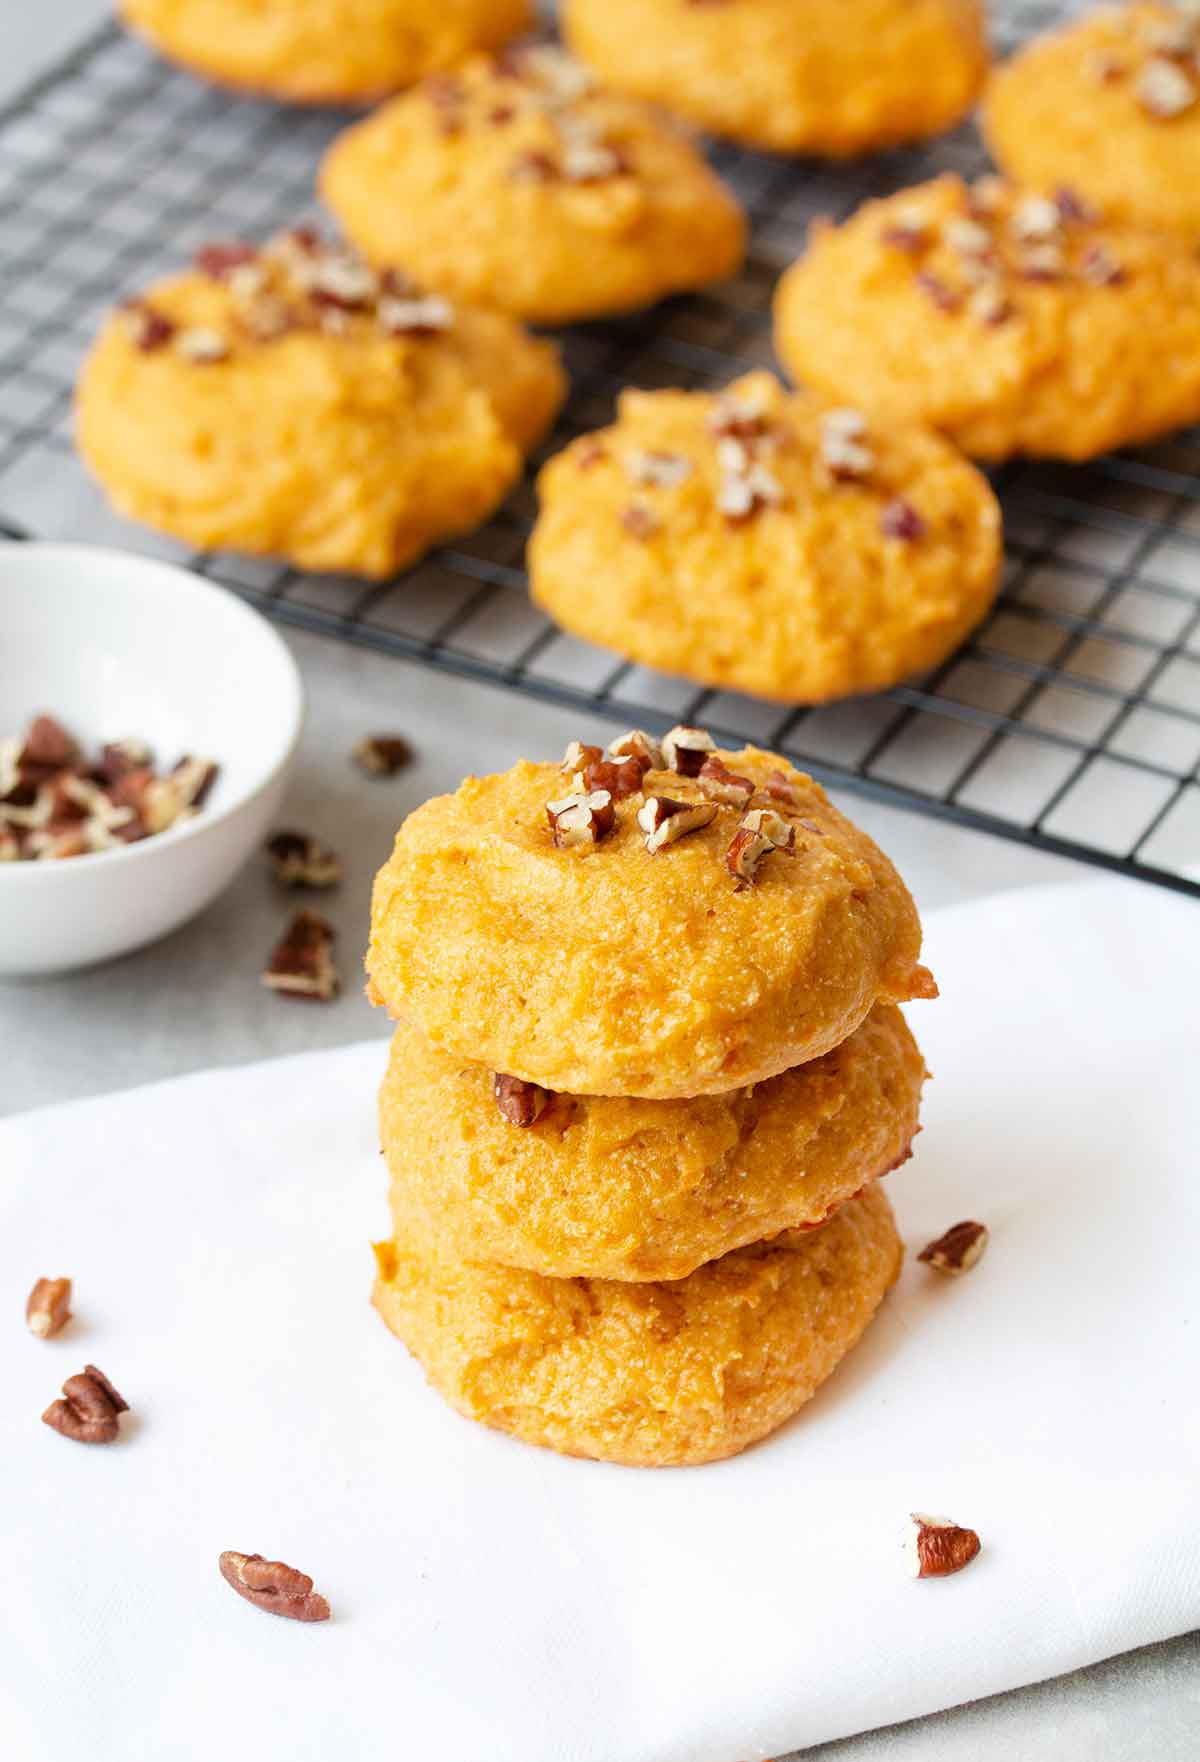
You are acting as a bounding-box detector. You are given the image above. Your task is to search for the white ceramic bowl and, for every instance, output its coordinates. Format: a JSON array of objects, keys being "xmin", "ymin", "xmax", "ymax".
[{"xmin": 0, "ymin": 544, "xmax": 303, "ymax": 976}]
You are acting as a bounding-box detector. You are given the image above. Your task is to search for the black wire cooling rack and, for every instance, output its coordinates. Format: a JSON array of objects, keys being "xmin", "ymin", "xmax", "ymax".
[{"xmin": 1, "ymin": 3, "xmax": 1198, "ymax": 895}]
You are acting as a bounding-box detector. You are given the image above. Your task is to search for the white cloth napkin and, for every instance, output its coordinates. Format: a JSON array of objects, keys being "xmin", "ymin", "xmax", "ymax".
[{"xmin": 3, "ymin": 876, "xmax": 1199, "ymax": 1762}]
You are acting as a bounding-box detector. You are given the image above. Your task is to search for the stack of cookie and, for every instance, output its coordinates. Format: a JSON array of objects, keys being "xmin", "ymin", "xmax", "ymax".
[{"xmin": 366, "ymin": 728, "xmax": 936, "ymax": 1467}]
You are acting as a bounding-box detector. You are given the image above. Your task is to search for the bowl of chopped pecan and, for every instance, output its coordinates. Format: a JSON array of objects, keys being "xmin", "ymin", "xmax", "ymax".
[{"xmin": 0, "ymin": 544, "xmax": 303, "ymax": 975}]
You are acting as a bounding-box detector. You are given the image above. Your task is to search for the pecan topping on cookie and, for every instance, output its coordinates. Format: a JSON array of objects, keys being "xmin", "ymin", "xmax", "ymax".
[
  {"xmin": 622, "ymin": 503, "xmax": 661, "ymax": 540},
  {"xmin": 547, "ymin": 788, "xmax": 615, "ymax": 847},
  {"xmin": 493, "ymin": 1072, "xmax": 551, "ymax": 1127},
  {"xmin": 218, "ymin": 1552, "xmax": 331, "ymax": 1622},
  {"xmin": 608, "ymin": 730, "xmax": 662, "ymax": 771},
  {"xmin": 661, "ymin": 726, "xmax": 716, "ymax": 776},
  {"xmin": 121, "ymin": 300, "xmax": 176, "ymax": 352},
  {"xmin": 1079, "ymin": 244, "xmax": 1126, "ymax": 287},
  {"xmin": 582, "ymin": 756, "xmax": 645, "ymax": 801},
  {"xmin": 42, "ymin": 1364, "xmax": 128, "ymax": 1445},
  {"xmin": 905, "ymin": 1515, "xmax": 982, "ymax": 1580},
  {"xmin": 26, "ymin": 1277, "xmax": 72, "ymax": 1340},
  {"xmin": 625, "ymin": 450, "xmax": 693, "ymax": 489},
  {"xmin": 696, "ymin": 756, "xmax": 755, "ymax": 806},
  {"xmin": 1136, "ymin": 55, "xmax": 1196, "ymax": 116},
  {"xmin": 724, "ymin": 806, "xmax": 795, "ymax": 884},
  {"xmin": 561, "ymin": 740, "xmax": 604, "ymax": 775},
  {"xmin": 880, "ymin": 499, "xmax": 928, "ymax": 542},
  {"xmin": 637, "ymin": 795, "xmax": 718, "ymax": 852},
  {"xmin": 176, "ymin": 326, "xmax": 230, "ymax": 364},
  {"xmin": 820, "ymin": 408, "xmax": 874, "ymax": 481},
  {"xmin": 918, "ymin": 1219, "xmax": 989, "ymax": 1275},
  {"xmin": 262, "ymin": 911, "xmax": 339, "ymax": 1001}
]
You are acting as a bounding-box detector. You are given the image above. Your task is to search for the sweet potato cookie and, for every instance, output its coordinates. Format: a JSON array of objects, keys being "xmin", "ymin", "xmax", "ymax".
[
  {"xmin": 528, "ymin": 371, "xmax": 1002, "ymax": 703},
  {"xmin": 367, "ymin": 736, "xmax": 936, "ymax": 1099},
  {"xmin": 983, "ymin": 2, "xmax": 1200, "ymax": 235},
  {"xmin": 563, "ymin": 0, "xmax": 988, "ymax": 156},
  {"xmin": 774, "ymin": 174, "xmax": 1200, "ymax": 462},
  {"xmin": 120, "ymin": 0, "xmax": 532, "ymax": 104},
  {"xmin": 373, "ymin": 1182, "xmax": 903, "ymax": 1466},
  {"xmin": 381, "ymin": 1003, "xmax": 924, "ymax": 1281},
  {"xmin": 75, "ymin": 229, "xmax": 565, "ymax": 579},
  {"xmin": 319, "ymin": 44, "xmax": 746, "ymax": 324}
]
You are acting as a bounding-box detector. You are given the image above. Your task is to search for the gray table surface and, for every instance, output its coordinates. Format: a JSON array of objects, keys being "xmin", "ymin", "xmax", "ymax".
[{"xmin": 3, "ymin": 9, "xmax": 1197, "ymax": 1760}]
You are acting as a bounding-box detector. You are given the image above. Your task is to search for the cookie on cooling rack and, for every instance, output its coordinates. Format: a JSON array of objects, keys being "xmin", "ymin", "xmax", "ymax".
[
  {"xmin": 119, "ymin": 0, "xmax": 532, "ymax": 104},
  {"xmin": 74, "ymin": 228, "xmax": 565, "ymax": 579},
  {"xmin": 319, "ymin": 44, "xmax": 746, "ymax": 324},
  {"xmin": 373, "ymin": 1182, "xmax": 903, "ymax": 1466},
  {"xmin": 367, "ymin": 736, "xmax": 936, "ymax": 1100},
  {"xmin": 773, "ymin": 175, "xmax": 1200, "ymax": 462},
  {"xmin": 562, "ymin": 0, "xmax": 989, "ymax": 155},
  {"xmin": 526, "ymin": 371, "xmax": 1002, "ymax": 703},
  {"xmin": 380, "ymin": 1003, "xmax": 925, "ymax": 1281},
  {"xmin": 983, "ymin": 2, "xmax": 1200, "ymax": 236}
]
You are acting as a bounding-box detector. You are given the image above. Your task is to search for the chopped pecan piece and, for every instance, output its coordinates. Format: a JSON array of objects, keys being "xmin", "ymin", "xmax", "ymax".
[
  {"xmin": 510, "ymin": 149, "xmax": 558, "ymax": 183},
  {"xmin": 22, "ymin": 715, "xmax": 77, "ymax": 770},
  {"xmin": 621, "ymin": 502, "xmax": 660, "ymax": 540},
  {"xmin": 724, "ymin": 806, "xmax": 796, "ymax": 883},
  {"xmin": 266, "ymin": 831, "xmax": 342, "ymax": 889},
  {"xmin": 218, "ymin": 1551, "xmax": 331, "ymax": 1622},
  {"xmin": 582, "ymin": 756, "xmax": 645, "ymax": 801},
  {"xmin": 262, "ymin": 911, "xmax": 339, "ymax": 1001},
  {"xmin": 637, "ymin": 795, "xmax": 718, "ymax": 852},
  {"xmin": 176, "ymin": 325, "xmax": 230, "ymax": 364},
  {"xmin": 1135, "ymin": 56, "xmax": 1196, "ymax": 116},
  {"xmin": 880, "ymin": 499, "xmax": 928, "ymax": 542},
  {"xmin": 546, "ymin": 789, "xmax": 615, "ymax": 847},
  {"xmin": 1079, "ymin": 244, "xmax": 1126, "ymax": 287},
  {"xmin": 820, "ymin": 408, "xmax": 873, "ymax": 481},
  {"xmin": 574, "ymin": 437, "xmax": 607, "ymax": 470},
  {"xmin": 98, "ymin": 736, "xmax": 152, "ymax": 781},
  {"xmin": 42, "ymin": 1364, "xmax": 128, "ymax": 1445},
  {"xmin": 763, "ymin": 769, "xmax": 801, "ymax": 805},
  {"xmin": 26, "ymin": 1277, "xmax": 72, "ymax": 1339},
  {"xmin": 378, "ymin": 294, "xmax": 454, "ymax": 335},
  {"xmin": 608, "ymin": 730, "xmax": 662, "ymax": 770},
  {"xmin": 121, "ymin": 300, "xmax": 176, "ymax": 352},
  {"xmin": 915, "ymin": 271, "xmax": 961, "ymax": 313},
  {"xmin": 696, "ymin": 756, "xmax": 754, "ymax": 806},
  {"xmin": 661, "ymin": 726, "xmax": 716, "ymax": 776},
  {"xmin": 494, "ymin": 1072, "xmax": 551, "ymax": 1126},
  {"xmin": 561, "ymin": 740, "xmax": 604, "ymax": 775},
  {"xmin": 195, "ymin": 242, "xmax": 259, "ymax": 281},
  {"xmin": 352, "ymin": 734, "xmax": 413, "ymax": 777},
  {"xmin": 1010, "ymin": 195, "xmax": 1062, "ymax": 243},
  {"xmin": 918, "ymin": 1219, "xmax": 989, "ymax": 1276},
  {"xmin": 906, "ymin": 1514, "xmax": 982, "ymax": 1580},
  {"xmin": 625, "ymin": 450, "xmax": 692, "ymax": 488}
]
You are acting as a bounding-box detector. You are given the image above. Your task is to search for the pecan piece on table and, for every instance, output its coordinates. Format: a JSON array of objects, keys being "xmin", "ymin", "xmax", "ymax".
[
  {"xmin": 218, "ymin": 1551, "xmax": 331, "ymax": 1622},
  {"xmin": 42, "ymin": 1364, "xmax": 128, "ymax": 1444}
]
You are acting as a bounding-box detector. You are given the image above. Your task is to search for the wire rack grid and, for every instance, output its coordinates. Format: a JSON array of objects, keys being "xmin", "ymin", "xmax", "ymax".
[{"xmin": 0, "ymin": 2, "xmax": 1198, "ymax": 896}]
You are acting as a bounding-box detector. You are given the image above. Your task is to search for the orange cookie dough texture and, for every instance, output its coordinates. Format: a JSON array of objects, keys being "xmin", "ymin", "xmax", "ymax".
[
  {"xmin": 381, "ymin": 1004, "xmax": 925, "ymax": 1281},
  {"xmin": 319, "ymin": 44, "xmax": 746, "ymax": 324},
  {"xmin": 373, "ymin": 1182, "xmax": 903, "ymax": 1466},
  {"xmin": 562, "ymin": 0, "xmax": 988, "ymax": 156},
  {"xmin": 528, "ymin": 371, "xmax": 1002, "ymax": 704},
  {"xmin": 773, "ymin": 174, "xmax": 1200, "ymax": 463},
  {"xmin": 367, "ymin": 737, "xmax": 936, "ymax": 1099},
  {"xmin": 75, "ymin": 230, "xmax": 565, "ymax": 579},
  {"xmin": 120, "ymin": 0, "xmax": 532, "ymax": 104},
  {"xmin": 983, "ymin": 3, "xmax": 1200, "ymax": 235}
]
